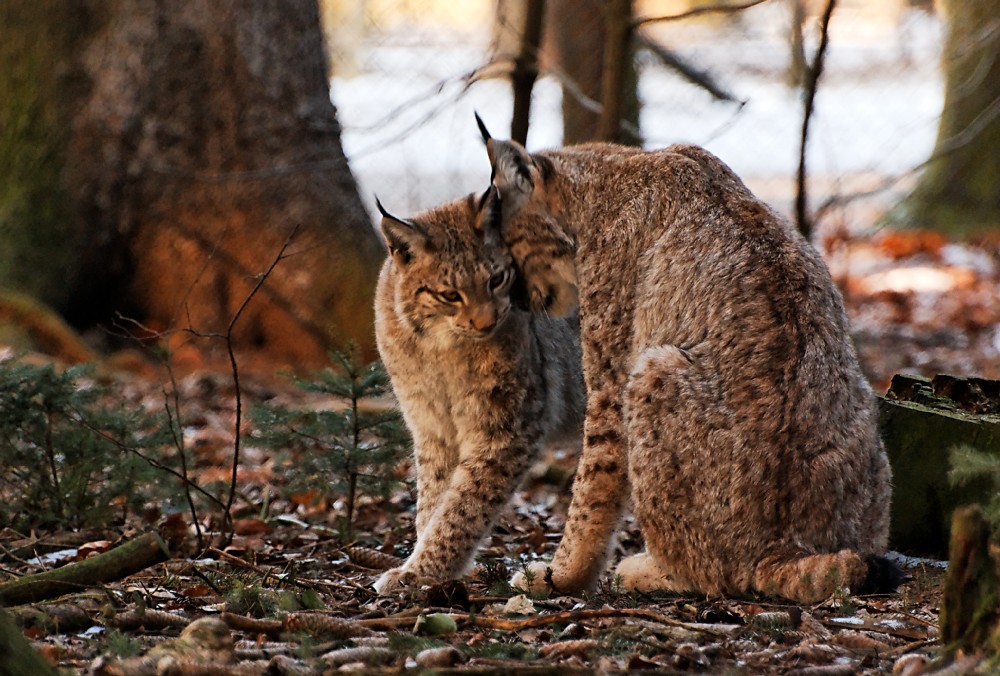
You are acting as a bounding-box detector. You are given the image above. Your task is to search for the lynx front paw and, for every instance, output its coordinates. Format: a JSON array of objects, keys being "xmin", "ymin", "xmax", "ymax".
[
  {"xmin": 510, "ymin": 561, "xmax": 554, "ymax": 597},
  {"xmin": 373, "ymin": 566, "xmax": 420, "ymax": 595}
]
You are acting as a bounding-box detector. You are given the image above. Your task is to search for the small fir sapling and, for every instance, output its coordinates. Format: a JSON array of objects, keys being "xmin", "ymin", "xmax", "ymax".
[
  {"xmin": 0, "ymin": 359, "xmax": 160, "ymax": 530},
  {"xmin": 249, "ymin": 348, "xmax": 411, "ymax": 537},
  {"xmin": 949, "ymin": 444, "xmax": 1000, "ymax": 532}
]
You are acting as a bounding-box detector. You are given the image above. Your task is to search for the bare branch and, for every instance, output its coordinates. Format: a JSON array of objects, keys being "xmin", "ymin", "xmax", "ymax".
[
  {"xmin": 634, "ymin": 0, "xmax": 771, "ymax": 27},
  {"xmin": 219, "ymin": 222, "xmax": 303, "ymax": 544}
]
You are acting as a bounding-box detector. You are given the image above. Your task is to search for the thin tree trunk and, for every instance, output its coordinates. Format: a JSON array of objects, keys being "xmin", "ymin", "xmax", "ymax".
[
  {"xmin": 547, "ymin": 0, "xmax": 640, "ymax": 145},
  {"xmin": 795, "ymin": 0, "xmax": 837, "ymax": 238},
  {"xmin": 511, "ymin": 0, "xmax": 546, "ymax": 145},
  {"xmin": 786, "ymin": 0, "xmax": 807, "ymax": 88},
  {"xmin": 597, "ymin": 0, "xmax": 634, "ymax": 143}
]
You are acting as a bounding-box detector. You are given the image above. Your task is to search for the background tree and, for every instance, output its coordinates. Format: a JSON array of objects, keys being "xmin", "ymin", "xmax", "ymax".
[
  {"xmin": 0, "ymin": 0, "xmax": 384, "ymax": 364},
  {"xmin": 891, "ymin": 0, "xmax": 1000, "ymax": 236},
  {"xmin": 546, "ymin": 0, "xmax": 640, "ymax": 145}
]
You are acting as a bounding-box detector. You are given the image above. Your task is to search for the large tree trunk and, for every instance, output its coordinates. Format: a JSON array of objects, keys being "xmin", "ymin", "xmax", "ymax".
[
  {"xmin": 891, "ymin": 0, "xmax": 1000, "ymax": 236},
  {"xmin": 0, "ymin": 2, "xmax": 93, "ymax": 310},
  {"xmin": 1, "ymin": 0, "xmax": 383, "ymax": 364}
]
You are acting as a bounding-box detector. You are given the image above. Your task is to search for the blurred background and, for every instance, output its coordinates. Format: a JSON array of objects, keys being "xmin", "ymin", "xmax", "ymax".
[
  {"xmin": 1, "ymin": 0, "xmax": 998, "ymax": 387},
  {"xmin": 324, "ymin": 0, "xmax": 942, "ymax": 225}
]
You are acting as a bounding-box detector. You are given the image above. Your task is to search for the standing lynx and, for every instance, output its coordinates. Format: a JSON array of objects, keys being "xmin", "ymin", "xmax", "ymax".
[
  {"xmin": 372, "ymin": 191, "xmax": 584, "ymax": 594},
  {"xmin": 476, "ymin": 118, "xmax": 899, "ymax": 603}
]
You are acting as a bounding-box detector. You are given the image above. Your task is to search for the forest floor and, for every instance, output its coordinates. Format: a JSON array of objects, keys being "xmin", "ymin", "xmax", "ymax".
[{"xmin": 2, "ymin": 228, "xmax": 999, "ymax": 674}]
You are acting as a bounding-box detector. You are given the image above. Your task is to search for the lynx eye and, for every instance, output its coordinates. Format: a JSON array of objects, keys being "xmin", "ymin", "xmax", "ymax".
[
  {"xmin": 436, "ymin": 290, "xmax": 462, "ymax": 303},
  {"xmin": 488, "ymin": 269, "xmax": 511, "ymax": 291}
]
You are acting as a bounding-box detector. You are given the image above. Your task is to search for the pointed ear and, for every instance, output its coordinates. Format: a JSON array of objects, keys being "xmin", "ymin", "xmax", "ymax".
[
  {"xmin": 483, "ymin": 137, "xmax": 540, "ymax": 217},
  {"xmin": 376, "ymin": 197, "xmax": 427, "ymax": 265}
]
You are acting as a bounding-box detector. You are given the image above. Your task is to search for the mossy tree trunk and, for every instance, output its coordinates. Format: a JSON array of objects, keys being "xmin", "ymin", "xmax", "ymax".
[
  {"xmin": 891, "ymin": 0, "xmax": 1000, "ymax": 236},
  {"xmin": 0, "ymin": 0, "xmax": 383, "ymax": 364},
  {"xmin": 0, "ymin": 2, "xmax": 97, "ymax": 310}
]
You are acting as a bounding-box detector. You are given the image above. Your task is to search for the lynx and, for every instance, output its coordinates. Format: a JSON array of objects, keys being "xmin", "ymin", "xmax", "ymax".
[
  {"xmin": 372, "ymin": 191, "xmax": 584, "ymax": 594},
  {"xmin": 476, "ymin": 117, "xmax": 900, "ymax": 603}
]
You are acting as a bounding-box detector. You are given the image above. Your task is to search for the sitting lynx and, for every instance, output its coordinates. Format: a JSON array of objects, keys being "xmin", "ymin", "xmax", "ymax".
[
  {"xmin": 476, "ymin": 117, "xmax": 899, "ymax": 603},
  {"xmin": 372, "ymin": 191, "xmax": 584, "ymax": 594}
]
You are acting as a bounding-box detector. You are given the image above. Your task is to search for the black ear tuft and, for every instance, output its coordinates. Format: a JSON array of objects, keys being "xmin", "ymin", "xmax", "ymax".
[
  {"xmin": 478, "ymin": 185, "xmax": 503, "ymax": 234},
  {"xmin": 475, "ymin": 112, "xmax": 492, "ymax": 144},
  {"xmin": 377, "ymin": 197, "xmax": 427, "ymax": 264}
]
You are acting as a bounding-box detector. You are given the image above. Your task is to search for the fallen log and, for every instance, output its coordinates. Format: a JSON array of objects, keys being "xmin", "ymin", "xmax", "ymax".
[{"xmin": 0, "ymin": 532, "xmax": 169, "ymax": 607}]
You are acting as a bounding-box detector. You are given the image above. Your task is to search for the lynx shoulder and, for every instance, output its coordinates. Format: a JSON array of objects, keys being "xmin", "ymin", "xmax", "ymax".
[
  {"xmin": 478, "ymin": 122, "xmax": 898, "ymax": 603},
  {"xmin": 372, "ymin": 191, "xmax": 584, "ymax": 593}
]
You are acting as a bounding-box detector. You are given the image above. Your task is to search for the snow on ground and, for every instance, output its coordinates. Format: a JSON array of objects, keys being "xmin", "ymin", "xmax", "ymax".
[{"xmin": 332, "ymin": 6, "xmax": 943, "ymax": 224}]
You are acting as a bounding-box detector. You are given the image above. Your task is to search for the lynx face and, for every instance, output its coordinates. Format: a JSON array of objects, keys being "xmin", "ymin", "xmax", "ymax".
[{"xmin": 379, "ymin": 191, "xmax": 519, "ymax": 343}]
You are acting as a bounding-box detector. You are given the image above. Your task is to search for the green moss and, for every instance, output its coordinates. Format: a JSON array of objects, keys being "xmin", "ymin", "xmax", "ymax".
[{"xmin": 0, "ymin": 2, "xmax": 101, "ymax": 308}]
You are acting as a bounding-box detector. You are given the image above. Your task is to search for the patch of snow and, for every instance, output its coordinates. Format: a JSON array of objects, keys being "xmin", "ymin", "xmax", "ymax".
[
  {"xmin": 886, "ymin": 550, "xmax": 948, "ymax": 569},
  {"xmin": 876, "ymin": 618, "xmax": 909, "ymax": 630},
  {"xmin": 26, "ymin": 548, "xmax": 78, "ymax": 567},
  {"xmin": 862, "ymin": 266, "xmax": 959, "ymax": 294},
  {"xmin": 332, "ymin": 11, "xmax": 944, "ymax": 222}
]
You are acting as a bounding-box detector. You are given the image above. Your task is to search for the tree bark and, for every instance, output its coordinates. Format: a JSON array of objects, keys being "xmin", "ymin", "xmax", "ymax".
[
  {"xmin": 0, "ymin": 610, "xmax": 57, "ymax": 676},
  {"xmin": 1, "ymin": 0, "xmax": 384, "ymax": 364},
  {"xmin": 891, "ymin": 0, "xmax": 1000, "ymax": 236},
  {"xmin": 879, "ymin": 373, "xmax": 1000, "ymax": 557},
  {"xmin": 510, "ymin": 0, "xmax": 546, "ymax": 145},
  {"xmin": 0, "ymin": 1, "xmax": 98, "ymax": 311},
  {"xmin": 546, "ymin": 0, "xmax": 640, "ymax": 146}
]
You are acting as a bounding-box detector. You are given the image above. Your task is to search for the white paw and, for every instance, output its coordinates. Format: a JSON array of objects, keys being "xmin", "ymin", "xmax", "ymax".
[
  {"xmin": 373, "ymin": 566, "xmax": 415, "ymax": 595},
  {"xmin": 510, "ymin": 561, "xmax": 553, "ymax": 597}
]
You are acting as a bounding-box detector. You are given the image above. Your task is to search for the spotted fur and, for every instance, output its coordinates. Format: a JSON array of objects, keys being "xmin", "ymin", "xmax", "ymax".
[
  {"xmin": 372, "ymin": 192, "xmax": 584, "ymax": 594},
  {"xmin": 481, "ymin": 133, "xmax": 894, "ymax": 604}
]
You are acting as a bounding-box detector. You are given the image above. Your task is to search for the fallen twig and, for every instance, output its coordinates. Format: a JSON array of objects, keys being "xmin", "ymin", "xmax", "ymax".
[
  {"xmin": 0, "ymin": 532, "xmax": 170, "ymax": 607},
  {"xmin": 446, "ymin": 606, "xmax": 737, "ymax": 637}
]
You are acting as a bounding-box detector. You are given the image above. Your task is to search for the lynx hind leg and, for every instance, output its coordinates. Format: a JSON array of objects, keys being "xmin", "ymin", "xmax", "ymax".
[{"xmin": 614, "ymin": 553, "xmax": 692, "ymax": 594}]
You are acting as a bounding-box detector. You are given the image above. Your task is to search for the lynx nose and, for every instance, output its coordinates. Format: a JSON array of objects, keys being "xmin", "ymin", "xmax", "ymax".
[{"xmin": 469, "ymin": 305, "xmax": 497, "ymax": 333}]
